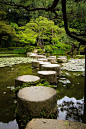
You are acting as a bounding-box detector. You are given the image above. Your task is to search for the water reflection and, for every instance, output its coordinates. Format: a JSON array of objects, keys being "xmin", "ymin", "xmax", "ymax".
[
  {"xmin": 57, "ymin": 96, "xmax": 84, "ymax": 122},
  {"xmin": 0, "ymin": 120, "xmax": 19, "ymax": 129}
]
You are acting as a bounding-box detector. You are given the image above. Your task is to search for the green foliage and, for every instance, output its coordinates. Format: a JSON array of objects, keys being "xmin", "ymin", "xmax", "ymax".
[
  {"xmin": 10, "ymin": 22, "xmax": 18, "ymax": 30},
  {"xmin": 67, "ymin": 0, "xmax": 86, "ymax": 30},
  {"xmin": 14, "ymin": 80, "xmax": 40, "ymax": 93},
  {"xmin": 0, "ymin": 0, "xmax": 86, "ymax": 53},
  {"xmin": 24, "ymin": 45, "xmax": 35, "ymax": 52},
  {"xmin": 37, "ymin": 79, "xmax": 55, "ymax": 88},
  {"xmin": 0, "ymin": 10, "xmax": 7, "ymax": 20},
  {"xmin": 37, "ymin": 48, "xmax": 43, "ymax": 53},
  {"xmin": 45, "ymin": 45, "xmax": 53, "ymax": 53},
  {"xmin": 65, "ymin": 122, "xmax": 68, "ymax": 126},
  {"xmin": 17, "ymin": 29, "xmax": 37, "ymax": 46},
  {"xmin": 14, "ymin": 48, "xmax": 26, "ymax": 54},
  {"xmin": 40, "ymin": 111, "xmax": 46, "ymax": 118},
  {"xmin": 0, "ymin": 20, "xmax": 17, "ymax": 47}
]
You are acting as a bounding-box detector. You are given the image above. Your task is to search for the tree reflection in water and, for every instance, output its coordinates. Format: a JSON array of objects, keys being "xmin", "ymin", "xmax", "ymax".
[{"xmin": 57, "ymin": 96, "xmax": 84, "ymax": 122}]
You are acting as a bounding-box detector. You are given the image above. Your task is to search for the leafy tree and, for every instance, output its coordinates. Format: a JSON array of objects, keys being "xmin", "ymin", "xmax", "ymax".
[
  {"xmin": 17, "ymin": 26, "xmax": 37, "ymax": 46},
  {"xmin": 10, "ymin": 22, "xmax": 18, "ymax": 31},
  {"xmin": 0, "ymin": 21, "xmax": 17, "ymax": 47}
]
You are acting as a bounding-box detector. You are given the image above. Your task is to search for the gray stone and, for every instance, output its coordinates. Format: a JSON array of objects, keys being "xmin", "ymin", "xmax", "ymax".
[
  {"xmin": 15, "ymin": 75, "xmax": 40, "ymax": 87},
  {"xmin": 39, "ymin": 62, "xmax": 51, "ymax": 70},
  {"xmin": 17, "ymin": 86, "xmax": 57, "ymax": 118},
  {"xmin": 29, "ymin": 53, "xmax": 38, "ymax": 58},
  {"xmin": 49, "ymin": 56, "xmax": 56, "ymax": 59},
  {"xmin": 37, "ymin": 71, "xmax": 57, "ymax": 84},
  {"xmin": 37, "ymin": 55, "xmax": 46, "ymax": 59},
  {"xmin": 42, "ymin": 64, "xmax": 61, "ymax": 76},
  {"xmin": 58, "ymin": 56, "xmax": 67, "ymax": 59},
  {"xmin": 47, "ymin": 57, "xmax": 56, "ymax": 63},
  {"xmin": 25, "ymin": 118, "xmax": 86, "ymax": 129},
  {"xmin": 57, "ymin": 57, "xmax": 67, "ymax": 63},
  {"xmin": 37, "ymin": 58, "xmax": 48, "ymax": 62},
  {"xmin": 32, "ymin": 60, "xmax": 43, "ymax": 68}
]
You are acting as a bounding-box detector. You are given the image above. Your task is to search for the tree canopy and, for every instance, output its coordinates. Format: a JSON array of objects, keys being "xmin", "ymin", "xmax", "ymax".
[
  {"xmin": 0, "ymin": 0, "xmax": 86, "ymax": 51},
  {"xmin": 0, "ymin": 0, "xmax": 86, "ymax": 46}
]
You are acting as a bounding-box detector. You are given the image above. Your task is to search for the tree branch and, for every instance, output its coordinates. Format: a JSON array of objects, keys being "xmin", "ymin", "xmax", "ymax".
[{"xmin": 62, "ymin": 0, "xmax": 86, "ymax": 45}]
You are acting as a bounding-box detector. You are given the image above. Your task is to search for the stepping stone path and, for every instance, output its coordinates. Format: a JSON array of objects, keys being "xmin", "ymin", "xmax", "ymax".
[
  {"xmin": 37, "ymin": 71, "xmax": 57, "ymax": 84},
  {"xmin": 37, "ymin": 58, "xmax": 48, "ymax": 62},
  {"xmin": 17, "ymin": 86, "xmax": 57, "ymax": 118},
  {"xmin": 36, "ymin": 55, "xmax": 46, "ymax": 59},
  {"xmin": 29, "ymin": 53, "xmax": 37, "ymax": 58},
  {"xmin": 57, "ymin": 56, "xmax": 67, "ymax": 63},
  {"xmin": 41, "ymin": 64, "xmax": 61, "ymax": 76},
  {"xmin": 47, "ymin": 57, "xmax": 56, "ymax": 64},
  {"xmin": 15, "ymin": 75, "xmax": 40, "ymax": 87},
  {"xmin": 25, "ymin": 118, "xmax": 86, "ymax": 129},
  {"xmin": 49, "ymin": 56, "xmax": 56, "ymax": 59},
  {"xmin": 58, "ymin": 56, "xmax": 67, "ymax": 59},
  {"xmin": 39, "ymin": 62, "xmax": 51, "ymax": 70},
  {"xmin": 32, "ymin": 60, "xmax": 43, "ymax": 68}
]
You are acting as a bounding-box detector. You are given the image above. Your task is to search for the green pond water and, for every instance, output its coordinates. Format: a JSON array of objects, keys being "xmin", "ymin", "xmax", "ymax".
[{"xmin": 0, "ymin": 58, "xmax": 85, "ymax": 129}]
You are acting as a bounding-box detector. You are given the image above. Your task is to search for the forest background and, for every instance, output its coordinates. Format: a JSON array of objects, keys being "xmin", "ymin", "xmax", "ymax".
[{"xmin": 0, "ymin": 0, "xmax": 86, "ymax": 56}]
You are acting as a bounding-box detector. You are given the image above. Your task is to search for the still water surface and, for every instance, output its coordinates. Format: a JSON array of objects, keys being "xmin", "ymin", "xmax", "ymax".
[{"xmin": 0, "ymin": 62, "xmax": 85, "ymax": 129}]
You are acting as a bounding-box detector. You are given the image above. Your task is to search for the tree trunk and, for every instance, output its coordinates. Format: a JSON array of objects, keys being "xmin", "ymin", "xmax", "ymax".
[{"xmin": 51, "ymin": 28, "xmax": 54, "ymax": 45}]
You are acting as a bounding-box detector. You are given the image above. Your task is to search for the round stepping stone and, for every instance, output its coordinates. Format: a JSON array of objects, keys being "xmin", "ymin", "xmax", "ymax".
[
  {"xmin": 39, "ymin": 62, "xmax": 51, "ymax": 70},
  {"xmin": 36, "ymin": 55, "xmax": 46, "ymax": 59},
  {"xmin": 49, "ymin": 56, "xmax": 56, "ymax": 59},
  {"xmin": 58, "ymin": 56, "xmax": 67, "ymax": 59},
  {"xmin": 57, "ymin": 57, "xmax": 67, "ymax": 63},
  {"xmin": 47, "ymin": 57, "xmax": 56, "ymax": 63},
  {"xmin": 37, "ymin": 71, "xmax": 57, "ymax": 84},
  {"xmin": 29, "ymin": 53, "xmax": 38, "ymax": 58},
  {"xmin": 17, "ymin": 86, "xmax": 57, "ymax": 118},
  {"xmin": 41, "ymin": 64, "xmax": 61, "ymax": 76},
  {"xmin": 15, "ymin": 75, "xmax": 40, "ymax": 87},
  {"xmin": 25, "ymin": 119, "xmax": 86, "ymax": 129},
  {"xmin": 37, "ymin": 58, "xmax": 48, "ymax": 62},
  {"xmin": 26, "ymin": 52, "xmax": 32, "ymax": 57},
  {"xmin": 32, "ymin": 60, "xmax": 43, "ymax": 68}
]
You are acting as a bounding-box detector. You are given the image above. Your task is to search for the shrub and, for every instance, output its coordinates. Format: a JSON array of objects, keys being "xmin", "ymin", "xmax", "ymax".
[
  {"xmin": 37, "ymin": 49, "xmax": 43, "ymax": 53},
  {"xmin": 45, "ymin": 45, "xmax": 53, "ymax": 53},
  {"xmin": 24, "ymin": 45, "xmax": 35, "ymax": 52},
  {"xmin": 14, "ymin": 48, "xmax": 26, "ymax": 54}
]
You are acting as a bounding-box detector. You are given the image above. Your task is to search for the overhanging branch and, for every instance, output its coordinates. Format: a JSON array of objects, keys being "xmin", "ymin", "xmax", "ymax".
[{"xmin": 62, "ymin": 0, "xmax": 86, "ymax": 45}]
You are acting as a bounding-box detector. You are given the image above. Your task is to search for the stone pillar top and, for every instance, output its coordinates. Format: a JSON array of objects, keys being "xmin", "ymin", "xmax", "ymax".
[
  {"xmin": 15, "ymin": 75, "xmax": 40, "ymax": 83},
  {"xmin": 38, "ymin": 71, "xmax": 56, "ymax": 75},
  {"xmin": 17, "ymin": 86, "xmax": 57, "ymax": 102},
  {"xmin": 39, "ymin": 62, "xmax": 51, "ymax": 65},
  {"xmin": 42, "ymin": 64, "xmax": 60, "ymax": 68}
]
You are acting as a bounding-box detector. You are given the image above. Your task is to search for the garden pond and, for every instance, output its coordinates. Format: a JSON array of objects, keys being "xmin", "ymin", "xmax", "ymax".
[{"xmin": 0, "ymin": 56, "xmax": 85, "ymax": 129}]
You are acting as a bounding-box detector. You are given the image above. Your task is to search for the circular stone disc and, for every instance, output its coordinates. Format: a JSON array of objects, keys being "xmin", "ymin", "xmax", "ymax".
[
  {"xmin": 37, "ymin": 71, "xmax": 56, "ymax": 75},
  {"xmin": 16, "ymin": 75, "xmax": 40, "ymax": 82},
  {"xmin": 42, "ymin": 64, "xmax": 60, "ymax": 68},
  {"xmin": 18, "ymin": 86, "xmax": 57, "ymax": 102},
  {"xmin": 39, "ymin": 62, "xmax": 51, "ymax": 65}
]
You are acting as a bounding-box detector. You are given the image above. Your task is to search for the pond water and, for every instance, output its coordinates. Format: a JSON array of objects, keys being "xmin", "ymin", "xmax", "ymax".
[{"xmin": 0, "ymin": 59, "xmax": 85, "ymax": 129}]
